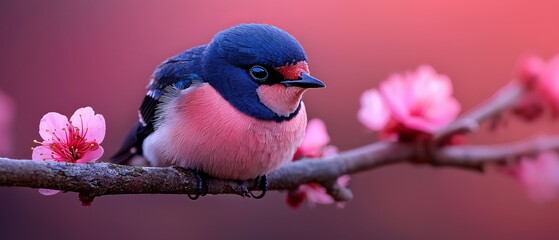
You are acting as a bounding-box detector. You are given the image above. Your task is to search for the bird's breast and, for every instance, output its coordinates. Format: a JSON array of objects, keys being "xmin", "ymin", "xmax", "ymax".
[{"xmin": 142, "ymin": 83, "xmax": 307, "ymax": 179}]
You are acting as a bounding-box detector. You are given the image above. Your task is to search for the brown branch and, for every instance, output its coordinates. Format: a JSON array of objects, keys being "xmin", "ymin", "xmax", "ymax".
[{"xmin": 0, "ymin": 142, "xmax": 415, "ymax": 201}]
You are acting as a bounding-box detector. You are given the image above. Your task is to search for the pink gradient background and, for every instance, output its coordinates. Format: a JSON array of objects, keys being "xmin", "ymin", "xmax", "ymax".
[{"xmin": 2, "ymin": 1, "xmax": 559, "ymax": 239}]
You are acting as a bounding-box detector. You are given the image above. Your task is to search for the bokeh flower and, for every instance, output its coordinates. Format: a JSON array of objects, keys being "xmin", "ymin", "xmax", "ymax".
[
  {"xmin": 358, "ymin": 65, "xmax": 461, "ymax": 141},
  {"xmin": 537, "ymin": 55, "xmax": 559, "ymax": 109},
  {"xmin": 513, "ymin": 54, "xmax": 559, "ymax": 120},
  {"xmin": 32, "ymin": 107, "xmax": 106, "ymax": 195},
  {"xmin": 293, "ymin": 119, "xmax": 336, "ymax": 159},
  {"xmin": 506, "ymin": 151, "xmax": 559, "ymax": 203},
  {"xmin": 0, "ymin": 90, "xmax": 15, "ymax": 156},
  {"xmin": 287, "ymin": 119, "xmax": 350, "ymax": 209}
]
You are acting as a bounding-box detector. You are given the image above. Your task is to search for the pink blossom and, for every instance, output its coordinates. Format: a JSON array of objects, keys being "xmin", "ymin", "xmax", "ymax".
[
  {"xmin": 287, "ymin": 119, "xmax": 350, "ymax": 209},
  {"xmin": 32, "ymin": 107, "xmax": 106, "ymax": 195},
  {"xmin": 289, "ymin": 175, "xmax": 351, "ymax": 208},
  {"xmin": 507, "ymin": 151, "xmax": 559, "ymax": 203},
  {"xmin": 358, "ymin": 89, "xmax": 390, "ymax": 131},
  {"xmin": 515, "ymin": 55, "xmax": 545, "ymax": 84},
  {"xmin": 512, "ymin": 54, "xmax": 559, "ymax": 121},
  {"xmin": 358, "ymin": 65, "xmax": 461, "ymax": 140},
  {"xmin": 537, "ymin": 55, "xmax": 559, "ymax": 108},
  {"xmin": 294, "ymin": 119, "xmax": 333, "ymax": 159},
  {"xmin": 0, "ymin": 90, "xmax": 14, "ymax": 156}
]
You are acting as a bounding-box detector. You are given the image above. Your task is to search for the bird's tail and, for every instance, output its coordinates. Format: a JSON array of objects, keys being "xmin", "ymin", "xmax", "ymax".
[{"xmin": 111, "ymin": 122, "xmax": 143, "ymax": 164}]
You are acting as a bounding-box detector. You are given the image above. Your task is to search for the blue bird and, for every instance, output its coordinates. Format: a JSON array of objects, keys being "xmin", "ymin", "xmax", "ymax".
[{"xmin": 112, "ymin": 24, "xmax": 324, "ymax": 198}]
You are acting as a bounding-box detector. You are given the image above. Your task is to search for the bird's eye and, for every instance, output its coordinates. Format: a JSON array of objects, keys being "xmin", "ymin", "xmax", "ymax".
[{"xmin": 249, "ymin": 65, "xmax": 269, "ymax": 82}]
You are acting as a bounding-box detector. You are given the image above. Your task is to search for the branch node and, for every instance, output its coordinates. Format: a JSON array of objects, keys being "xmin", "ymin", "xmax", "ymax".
[
  {"xmin": 78, "ymin": 193, "xmax": 95, "ymax": 207},
  {"xmin": 323, "ymin": 180, "xmax": 353, "ymax": 202}
]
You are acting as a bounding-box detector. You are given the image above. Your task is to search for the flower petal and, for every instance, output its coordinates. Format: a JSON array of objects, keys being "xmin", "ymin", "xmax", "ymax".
[
  {"xmin": 410, "ymin": 65, "xmax": 453, "ymax": 102},
  {"xmin": 322, "ymin": 145, "xmax": 338, "ymax": 157},
  {"xmin": 515, "ymin": 151, "xmax": 559, "ymax": 203},
  {"xmin": 0, "ymin": 91, "xmax": 14, "ymax": 155},
  {"xmin": 403, "ymin": 98, "xmax": 461, "ymax": 132},
  {"xmin": 299, "ymin": 184, "xmax": 334, "ymax": 207},
  {"xmin": 540, "ymin": 54, "xmax": 559, "ymax": 106},
  {"xmin": 76, "ymin": 146, "xmax": 104, "ymax": 163},
  {"xmin": 380, "ymin": 75, "xmax": 412, "ymax": 121},
  {"xmin": 401, "ymin": 117, "xmax": 435, "ymax": 132},
  {"xmin": 39, "ymin": 189, "xmax": 60, "ymax": 196},
  {"xmin": 286, "ymin": 189, "xmax": 307, "ymax": 209},
  {"xmin": 39, "ymin": 112, "xmax": 69, "ymax": 144},
  {"xmin": 358, "ymin": 89, "xmax": 390, "ymax": 130},
  {"xmin": 516, "ymin": 55, "xmax": 545, "ymax": 83},
  {"xmin": 335, "ymin": 175, "xmax": 351, "ymax": 208},
  {"xmin": 337, "ymin": 175, "xmax": 351, "ymax": 187},
  {"xmin": 70, "ymin": 107, "xmax": 106, "ymax": 143},
  {"xmin": 299, "ymin": 119, "xmax": 330, "ymax": 157},
  {"xmin": 423, "ymin": 98, "xmax": 461, "ymax": 125},
  {"xmin": 32, "ymin": 146, "xmax": 53, "ymax": 161}
]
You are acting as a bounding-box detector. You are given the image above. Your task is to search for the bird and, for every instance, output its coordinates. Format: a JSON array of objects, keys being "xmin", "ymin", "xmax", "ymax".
[{"xmin": 111, "ymin": 23, "xmax": 324, "ymax": 199}]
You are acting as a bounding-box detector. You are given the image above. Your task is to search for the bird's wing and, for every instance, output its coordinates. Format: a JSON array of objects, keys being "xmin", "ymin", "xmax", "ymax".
[{"xmin": 111, "ymin": 45, "xmax": 206, "ymax": 164}]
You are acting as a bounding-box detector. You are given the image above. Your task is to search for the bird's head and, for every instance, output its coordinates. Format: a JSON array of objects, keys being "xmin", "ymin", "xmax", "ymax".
[{"xmin": 201, "ymin": 24, "xmax": 324, "ymax": 122}]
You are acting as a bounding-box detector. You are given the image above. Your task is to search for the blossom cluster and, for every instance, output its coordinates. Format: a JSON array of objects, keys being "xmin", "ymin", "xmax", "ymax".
[
  {"xmin": 358, "ymin": 65, "xmax": 461, "ymax": 141},
  {"xmin": 357, "ymin": 61, "xmax": 559, "ymax": 203}
]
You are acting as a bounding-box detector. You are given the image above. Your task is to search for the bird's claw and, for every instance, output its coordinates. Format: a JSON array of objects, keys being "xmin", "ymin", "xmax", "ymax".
[
  {"xmin": 248, "ymin": 175, "xmax": 268, "ymax": 199},
  {"xmin": 187, "ymin": 170, "xmax": 205, "ymax": 200},
  {"xmin": 173, "ymin": 166, "xmax": 207, "ymax": 200}
]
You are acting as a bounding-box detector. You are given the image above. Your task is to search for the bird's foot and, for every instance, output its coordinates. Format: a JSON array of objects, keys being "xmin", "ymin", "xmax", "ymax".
[
  {"xmin": 173, "ymin": 167, "xmax": 208, "ymax": 200},
  {"xmin": 244, "ymin": 175, "xmax": 267, "ymax": 199},
  {"xmin": 188, "ymin": 170, "xmax": 208, "ymax": 200}
]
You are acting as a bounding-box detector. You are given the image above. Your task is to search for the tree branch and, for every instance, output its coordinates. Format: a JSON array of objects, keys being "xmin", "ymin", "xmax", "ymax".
[
  {"xmin": 2, "ymin": 135, "xmax": 559, "ymax": 202},
  {"xmin": 0, "ymin": 142, "xmax": 414, "ymax": 201},
  {"xmin": 433, "ymin": 81, "xmax": 526, "ymax": 141}
]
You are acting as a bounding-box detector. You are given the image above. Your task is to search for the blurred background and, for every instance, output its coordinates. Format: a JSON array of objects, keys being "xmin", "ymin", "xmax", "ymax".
[{"xmin": 1, "ymin": 0, "xmax": 559, "ymax": 239}]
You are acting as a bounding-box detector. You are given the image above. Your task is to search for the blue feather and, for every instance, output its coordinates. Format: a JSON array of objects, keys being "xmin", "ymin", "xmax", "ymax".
[
  {"xmin": 213, "ymin": 24, "xmax": 307, "ymax": 67},
  {"xmin": 202, "ymin": 24, "xmax": 307, "ymax": 121}
]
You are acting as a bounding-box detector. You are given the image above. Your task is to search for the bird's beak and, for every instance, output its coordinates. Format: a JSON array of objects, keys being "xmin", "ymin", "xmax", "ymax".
[{"xmin": 281, "ymin": 73, "xmax": 325, "ymax": 88}]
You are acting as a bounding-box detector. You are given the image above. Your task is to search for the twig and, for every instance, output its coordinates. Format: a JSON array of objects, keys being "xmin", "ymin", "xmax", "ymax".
[
  {"xmin": 324, "ymin": 180, "xmax": 354, "ymax": 202},
  {"xmin": 433, "ymin": 81, "xmax": 526, "ymax": 141},
  {"xmin": 435, "ymin": 135, "xmax": 559, "ymax": 166}
]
